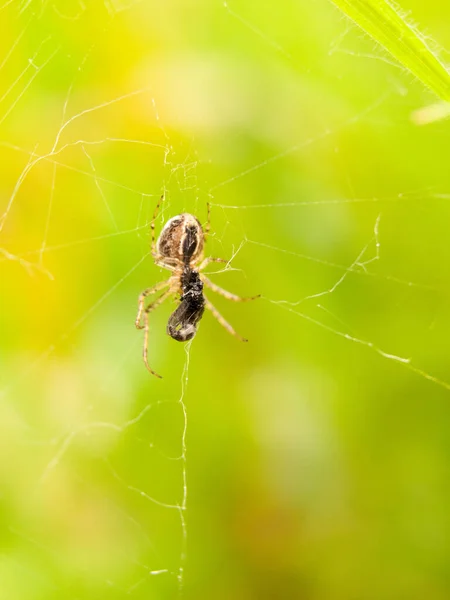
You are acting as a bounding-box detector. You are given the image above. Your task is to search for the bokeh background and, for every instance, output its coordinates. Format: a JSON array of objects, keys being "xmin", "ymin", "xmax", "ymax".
[{"xmin": 1, "ymin": 1, "xmax": 450, "ymax": 598}]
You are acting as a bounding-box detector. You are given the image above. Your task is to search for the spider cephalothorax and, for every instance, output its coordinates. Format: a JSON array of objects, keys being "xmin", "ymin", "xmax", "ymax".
[{"xmin": 135, "ymin": 196, "xmax": 259, "ymax": 378}]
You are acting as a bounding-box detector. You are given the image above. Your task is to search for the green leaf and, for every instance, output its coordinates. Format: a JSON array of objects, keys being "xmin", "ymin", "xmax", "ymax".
[{"xmin": 328, "ymin": 0, "xmax": 450, "ymax": 102}]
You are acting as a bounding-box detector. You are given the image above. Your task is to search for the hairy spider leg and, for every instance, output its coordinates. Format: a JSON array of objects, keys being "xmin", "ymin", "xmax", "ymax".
[
  {"xmin": 198, "ymin": 256, "xmax": 227, "ymax": 271},
  {"xmin": 142, "ymin": 289, "xmax": 173, "ymax": 378},
  {"xmin": 201, "ymin": 274, "xmax": 260, "ymax": 302},
  {"xmin": 204, "ymin": 201, "xmax": 211, "ymax": 240},
  {"xmin": 135, "ymin": 279, "xmax": 169, "ymax": 329},
  {"xmin": 204, "ymin": 295, "xmax": 247, "ymax": 342},
  {"xmin": 150, "ymin": 193, "xmax": 166, "ymax": 255}
]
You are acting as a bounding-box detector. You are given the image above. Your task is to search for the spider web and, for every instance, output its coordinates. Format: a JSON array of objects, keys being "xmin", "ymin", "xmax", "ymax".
[{"xmin": 1, "ymin": 1, "xmax": 450, "ymax": 599}]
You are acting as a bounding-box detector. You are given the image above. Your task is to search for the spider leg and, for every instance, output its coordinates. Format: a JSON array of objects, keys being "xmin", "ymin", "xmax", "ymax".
[
  {"xmin": 135, "ymin": 280, "xmax": 169, "ymax": 330},
  {"xmin": 204, "ymin": 294, "xmax": 248, "ymax": 342},
  {"xmin": 201, "ymin": 274, "xmax": 260, "ymax": 302},
  {"xmin": 142, "ymin": 289, "xmax": 172, "ymax": 378},
  {"xmin": 154, "ymin": 255, "xmax": 177, "ymax": 271},
  {"xmin": 204, "ymin": 201, "xmax": 211, "ymax": 241},
  {"xmin": 198, "ymin": 256, "xmax": 227, "ymax": 271},
  {"xmin": 151, "ymin": 194, "xmax": 165, "ymax": 255}
]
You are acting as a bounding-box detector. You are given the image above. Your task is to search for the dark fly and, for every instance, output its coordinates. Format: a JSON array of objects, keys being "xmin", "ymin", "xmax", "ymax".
[{"xmin": 167, "ymin": 267, "xmax": 205, "ymax": 342}]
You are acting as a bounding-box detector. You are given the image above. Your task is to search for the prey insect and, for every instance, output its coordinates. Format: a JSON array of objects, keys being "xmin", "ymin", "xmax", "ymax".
[{"xmin": 135, "ymin": 196, "xmax": 259, "ymax": 378}]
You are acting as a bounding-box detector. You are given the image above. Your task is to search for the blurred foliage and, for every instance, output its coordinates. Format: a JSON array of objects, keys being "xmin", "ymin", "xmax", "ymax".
[
  {"xmin": 329, "ymin": 0, "xmax": 450, "ymax": 102},
  {"xmin": 1, "ymin": 1, "xmax": 450, "ymax": 599}
]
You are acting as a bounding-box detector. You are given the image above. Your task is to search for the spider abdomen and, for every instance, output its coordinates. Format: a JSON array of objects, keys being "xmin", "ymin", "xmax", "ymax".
[{"xmin": 157, "ymin": 213, "xmax": 204, "ymax": 265}]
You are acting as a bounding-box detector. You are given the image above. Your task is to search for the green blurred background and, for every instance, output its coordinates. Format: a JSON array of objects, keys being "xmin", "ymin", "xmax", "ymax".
[{"xmin": 1, "ymin": 1, "xmax": 450, "ymax": 598}]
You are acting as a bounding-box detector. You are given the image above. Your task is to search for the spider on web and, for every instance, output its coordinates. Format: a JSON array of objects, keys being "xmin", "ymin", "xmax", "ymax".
[{"xmin": 135, "ymin": 195, "xmax": 260, "ymax": 378}]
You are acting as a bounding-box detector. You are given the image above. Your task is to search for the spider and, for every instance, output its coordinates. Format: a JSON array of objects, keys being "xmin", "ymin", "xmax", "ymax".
[{"xmin": 135, "ymin": 195, "xmax": 259, "ymax": 378}]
